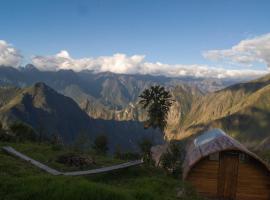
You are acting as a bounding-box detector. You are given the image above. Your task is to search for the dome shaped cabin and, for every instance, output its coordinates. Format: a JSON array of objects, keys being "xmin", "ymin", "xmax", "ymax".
[{"xmin": 183, "ymin": 129, "xmax": 270, "ymax": 200}]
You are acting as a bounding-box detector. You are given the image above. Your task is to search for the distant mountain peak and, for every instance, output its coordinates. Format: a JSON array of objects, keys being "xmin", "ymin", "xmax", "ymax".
[
  {"xmin": 34, "ymin": 82, "xmax": 48, "ymax": 89},
  {"xmin": 30, "ymin": 82, "xmax": 56, "ymax": 97},
  {"xmin": 25, "ymin": 64, "xmax": 36, "ymax": 69},
  {"xmin": 21, "ymin": 64, "xmax": 39, "ymax": 72}
]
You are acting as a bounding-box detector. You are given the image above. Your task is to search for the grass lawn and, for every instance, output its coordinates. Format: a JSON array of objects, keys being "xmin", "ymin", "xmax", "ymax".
[
  {"xmin": 0, "ymin": 142, "xmax": 204, "ymax": 200},
  {"xmin": 0, "ymin": 142, "xmax": 124, "ymax": 171}
]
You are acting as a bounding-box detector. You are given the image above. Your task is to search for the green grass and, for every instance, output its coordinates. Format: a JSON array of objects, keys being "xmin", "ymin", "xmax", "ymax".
[
  {"xmin": 0, "ymin": 142, "xmax": 124, "ymax": 171},
  {"xmin": 0, "ymin": 142, "xmax": 203, "ymax": 200}
]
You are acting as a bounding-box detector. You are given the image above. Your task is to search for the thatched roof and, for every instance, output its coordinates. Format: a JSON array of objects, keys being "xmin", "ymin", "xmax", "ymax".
[{"xmin": 183, "ymin": 128, "xmax": 270, "ymax": 179}]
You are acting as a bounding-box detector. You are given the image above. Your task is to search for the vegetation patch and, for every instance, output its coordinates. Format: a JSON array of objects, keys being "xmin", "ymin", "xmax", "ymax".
[
  {"xmin": 56, "ymin": 153, "xmax": 96, "ymax": 168},
  {"xmin": 0, "ymin": 142, "xmax": 203, "ymax": 200}
]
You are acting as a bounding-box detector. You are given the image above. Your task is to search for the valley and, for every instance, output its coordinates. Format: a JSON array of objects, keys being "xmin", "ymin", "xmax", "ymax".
[
  {"xmin": 0, "ymin": 65, "xmax": 270, "ymax": 152},
  {"xmin": 1, "ymin": 1, "xmax": 270, "ymax": 199}
]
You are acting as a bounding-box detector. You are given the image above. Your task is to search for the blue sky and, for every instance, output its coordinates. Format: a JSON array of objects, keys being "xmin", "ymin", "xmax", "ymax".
[{"xmin": 0, "ymin": 0, "xmax": 270, "ymax": 78}]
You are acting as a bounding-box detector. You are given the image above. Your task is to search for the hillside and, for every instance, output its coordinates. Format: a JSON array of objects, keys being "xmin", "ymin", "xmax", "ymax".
[
  {"xmin": 1, "ymin": 65, "xmax": 270, "ymax": 150},
  {"xmin": 0, "ymin": 83, "xmax": 163, "ymax": 152},
  {"xmin": 0, "ymin": 142, "xmax": 203, "ymax": 200},
  {"xmin": 0, "ymin": 82, "xmax": 96, "ymax": 142},
  {"xmin": 178, "ymin": 74, "xmax": 270, "ymax": 149},
  {"xmin": 0, "ymin": 65, "xmax": 209, "ymax": 137}
]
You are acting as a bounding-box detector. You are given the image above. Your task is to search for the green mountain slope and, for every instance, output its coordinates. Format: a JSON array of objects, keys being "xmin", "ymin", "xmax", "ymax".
[
  {"xmin": 1, "ymin": 65, "xmax": 269, "ymax": 150},
  {"xmin": 0, "ymin": 65, "xmax": 245, "ymax": 141},
  {"xmin": 0, "ymin": 82, "xmax": 96, "ymax": 141},
  {"xmin": 179, "ymin": 74, "xmax": 270, "ymax": 149},
  {"xmin": 0, "ymin": 83, "xmax": 163, "ymax": 152},
  {"xmin": 0, "ymin": 65, "xmax": 239, "ymax": 113}
]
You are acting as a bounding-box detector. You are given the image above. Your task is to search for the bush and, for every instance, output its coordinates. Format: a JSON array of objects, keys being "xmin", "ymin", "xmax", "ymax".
[
  {"xmin": 0, "ymin": 121, "xmax": 15, "ymax": 142},
  {"xmin": 9, "ymin": 122, "xmax": 38, "ymax": 142},
  {"xmin": 160, "ymin": 140, "xmax": 185, "ymax": 177},
  {"xmin": 114, "ymin": 146, "xmax": 140, "ymax": 160},
  {"xmin": 50, "ymin": 133, "xmax": 64, "ymax": 151},
  {"xmin": 138, "ymin": 138, "xmax": 154, "ymax": 166},
  {"xmin": 93, "ymin": 135, "xmax": 109, "ymax": 155},
  {"xmin": 0, "ymin": 131, "xmax": 14, "ymax": 142}
]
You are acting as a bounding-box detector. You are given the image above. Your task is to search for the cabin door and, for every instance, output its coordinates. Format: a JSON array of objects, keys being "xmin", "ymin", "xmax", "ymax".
[{"xmin": 218, "ymin": 151, "xmax": 239, "ymax": 200}]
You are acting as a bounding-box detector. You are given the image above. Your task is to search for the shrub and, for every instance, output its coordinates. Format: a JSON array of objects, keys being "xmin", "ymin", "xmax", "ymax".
[
  {"xmin": 0, "ymin": 122, "xmax": 14, "ymax": 142},
  {"xmin": 160, "ymin": 140, "xmax": 185, "ymax": 177},
  {"xmin": 0, "ymin": 131, "xmax": 14, "ymax": 142},
  {"xmin": 9, "ymin": 122, "xmax": 38, "ymax": 142},
  {"xmin": 138, "ymin": 138, "xmax": 154, "ymax": 166},
  {"xmin": 50, "ymin": 133, "xmax": 64, "ymax": 151},
  {"xmin": 93, "ymin": 135, "xmax": 109, "ymax": 155},
  {"xmin": 114, "ymin": 145, "xmax": 140, "ymax": 160}
]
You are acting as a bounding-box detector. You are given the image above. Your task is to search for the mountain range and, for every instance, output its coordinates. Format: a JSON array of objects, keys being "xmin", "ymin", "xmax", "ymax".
[
  {"xmin": 177, "ymin": 74, "xmax": 270, "ymax": 150},
  {"xmin": 0, "ymin": 81, "xmax": 163, "ymax": 152},
  {"xmin": 0, "ymin": 65, "xmax": 240, "ymax": 133},
  {"xmin": 0, "ymin": 65, "xmax": 270, "ymax": 151}
]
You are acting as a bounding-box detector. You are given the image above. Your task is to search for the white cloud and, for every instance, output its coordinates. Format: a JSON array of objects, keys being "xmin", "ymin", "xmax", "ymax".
[
  {"xmin": 0, "ymin": 40, "xmax": 22, "ymax": 67},
  {"xmin": 0, "ymin": 39, "xmax": 267, "ymax": 79},
  {"xmin": 203, "ymin": 33, "xmax": 270, "ymax": 67},
  {"xmin": 31, "ymin": 50, "xmax": 268, "ymax": 79},
  {"xmin": 32, "ymin": 51, "xmax": 146, "ymax": 73}
]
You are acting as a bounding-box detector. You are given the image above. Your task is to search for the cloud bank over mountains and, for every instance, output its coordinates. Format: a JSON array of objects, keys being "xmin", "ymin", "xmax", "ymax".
[
  {"xmin": 32, "ymin": 51, "xmax": 146, "ymax": 73},
  {"xmin": 1, "ymin": 33, "xmax": 270, "ymax": 79},
  {"xmin": 32, "ymin": 50, "xmax": 268, "ymax": 78},
  {"xmin": 203, "ymin": 33, "xmax": 270, "ymax": 67}
]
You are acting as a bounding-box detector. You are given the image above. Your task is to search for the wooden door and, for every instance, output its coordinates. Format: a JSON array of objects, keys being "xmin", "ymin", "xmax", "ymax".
[{"xmin": 218, "ymin": 151, "xmax": 239, "ymax": 200}]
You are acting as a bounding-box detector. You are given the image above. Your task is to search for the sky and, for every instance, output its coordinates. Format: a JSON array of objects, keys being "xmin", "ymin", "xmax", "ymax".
[{"xmin": 0, "ymin": 0, "xmax": 270, "ymax": 78}]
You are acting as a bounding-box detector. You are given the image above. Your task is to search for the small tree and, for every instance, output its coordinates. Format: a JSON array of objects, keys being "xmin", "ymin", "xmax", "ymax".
[
  {"xmin": 139, "ymin": 85, "xmax": 174, "ymax": 165},
  {"xmin": 93, "ymin": 135, "xmax": 108, "ymax": 155},
  {"xmin": 139, "ymin": 85, "xmax": 174, "ymax": 133},
  {"xmin": 10, "ymin": 122, "xmax": 37, "ymax": 142},
  {"xmin": 139, "ymin": 138, "xmax": 154, "ymax": 166}
]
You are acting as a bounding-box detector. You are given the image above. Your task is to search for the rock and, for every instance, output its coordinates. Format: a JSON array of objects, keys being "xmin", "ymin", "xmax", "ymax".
[
  {"xmin": 56, "ymin": 153, "xmax": 96, "ymax": 167},
  {"xmin": 176, "ymin": 187, "xmax": 185, "ymax": 198}
]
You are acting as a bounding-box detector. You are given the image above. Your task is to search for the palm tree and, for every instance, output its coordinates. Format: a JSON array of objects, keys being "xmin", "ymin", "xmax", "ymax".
[{"xmin": 139, "ymin": 85, "xmax": 174, "ymax": 133}]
